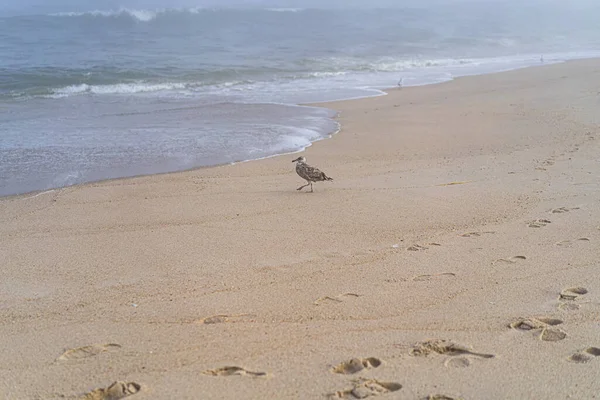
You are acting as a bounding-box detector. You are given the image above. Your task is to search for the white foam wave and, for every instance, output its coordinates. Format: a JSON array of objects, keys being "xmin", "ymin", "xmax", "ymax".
[
  {"xmin": 359, "ymin": 58, "xmax": 476, "ymax": 72},
  {"xmin": 301, "ymin": 56, "xmax": 477, "ymax": 74},
  {"xmin": 49, "ymin": 7, "xmax": 218, "ymax": 22},
  {"xmin": 122, "ymin": 9, "xmax": 157, "ymax": 22},
  {"xmin": 188, "ymin": 7, "xmax": 209, "ymax": 14},
  {"xmin": 265, "ymin": 8, "xmax": 305, "ymax": 12},
  {"xmin": 307, "ymin": 71, "xmax": 349, "ymax": 78},
  {"xmin": 51, "ymin": 82, "xmax": 187, "ymax": 97},
  {"xmin": 51, "ymin": 8, "xmax": 158, "ymax": 21},
  {"xmin": 388, "ymin": 58, "xmax": 475, "ymax": 70}
]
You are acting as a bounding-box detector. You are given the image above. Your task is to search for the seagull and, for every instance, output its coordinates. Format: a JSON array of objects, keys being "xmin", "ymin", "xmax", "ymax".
[{"xmin": 292, "ymin": 156, "xmax": 333, "ymax": 192}]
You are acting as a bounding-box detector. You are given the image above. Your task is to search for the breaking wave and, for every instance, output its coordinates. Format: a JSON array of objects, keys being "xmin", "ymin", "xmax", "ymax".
[
  {"xmin": 3, "ymin": 55, "xmax": 523, "ymax": 100},
  {"xmin": 47, "ymin": 7, "xmax": 308, "ymax": 22},
  {"xmin": 49, "ymin": 7, "xmax": 212, "ymax": 22},
  {"xmin": 50, "ymin": 82, "xmax": 188, "ymax": 97},
  {"xmin": 299, "ymin": 56, "xmax": 477, "ymax": 73},
  {"xmin": 265, "ymin": 8, "xmax": 305, "ymax": 13}
]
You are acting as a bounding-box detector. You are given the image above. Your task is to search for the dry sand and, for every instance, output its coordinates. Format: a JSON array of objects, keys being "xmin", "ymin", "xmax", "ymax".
[{"xmin": 1, "ymin": 59, "xmax": 600, "ymax": 399}]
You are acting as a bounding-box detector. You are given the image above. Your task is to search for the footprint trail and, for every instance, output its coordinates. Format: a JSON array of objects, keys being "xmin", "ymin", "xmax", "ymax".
[
  {"xmin": 510, "ymin": 317, "xmax": 567, "ymax": 342},
  {"xmin": 82, "ymin": 381, "xmax": 140, "ymax": 400},
  {"xmin": 409, "ymin": 339, "xmax": 494, "ymax": 358},
  {"xmin": 332, "ymin": 379, "xmax": 402, "ymax": 399},
  {"xmin": 202, "ymin": 366, "xmax": 267, "ymax": 377},
  {"xmin": 412, "ymin": 273, "xmax": 456, "ymax": 282},
  {"xmin": 314, "ymin": 293, "xmax": 360, "ymax": 305},
  {"xmin": 569, "ymin": 347, "xmax": 600, "ymax": 363},
  {"xmin": 57, "ymin": 344, "xmax": 121, "ymax": 361},
  {"xmin": 528, "ymin": 219, "xmax": 551, "ymax": 228},
  {"xmin": 559, "ymin": 287, "xmax": 588, "ymax": 301},
  {"xmin": 332, "ymin": 358, "xmax": 382, "ymax": 374}
]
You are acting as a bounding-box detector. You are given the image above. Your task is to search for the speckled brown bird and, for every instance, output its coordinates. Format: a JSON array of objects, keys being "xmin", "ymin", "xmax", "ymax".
[{"xmin": 292, "ymin": 156, "xmax": 333, "ymax": 192}]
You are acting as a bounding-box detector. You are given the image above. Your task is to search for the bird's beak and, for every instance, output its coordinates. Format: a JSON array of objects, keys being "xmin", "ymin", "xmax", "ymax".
[{"xmin": 292, "ymin": 158, "xmax": 299, "ymax": 163}]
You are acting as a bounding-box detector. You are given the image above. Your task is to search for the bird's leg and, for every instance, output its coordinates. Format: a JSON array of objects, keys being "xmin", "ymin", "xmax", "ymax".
[
  {"xmin": 310, "ymin": 183, "xmax": 313, "ymax": 193},
  {"xmin": 297, "ymin": 182, "xmax": 310, "ymax": 191}
]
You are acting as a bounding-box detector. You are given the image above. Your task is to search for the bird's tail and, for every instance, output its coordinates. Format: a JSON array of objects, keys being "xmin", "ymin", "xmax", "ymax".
[{"xmin": 325, "ymin": 175, "xmax": 333, "ymax": 181}]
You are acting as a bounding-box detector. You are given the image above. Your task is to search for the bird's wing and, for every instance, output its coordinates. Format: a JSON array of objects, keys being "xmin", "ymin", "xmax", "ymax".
[{"xmin": 302, "ymin": 164, "xmax": 331, "ymax": 181}]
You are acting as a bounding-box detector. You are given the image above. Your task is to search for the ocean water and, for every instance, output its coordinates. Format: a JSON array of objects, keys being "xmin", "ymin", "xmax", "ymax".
[{"xmin": 1, "ymin": 3, "xmax": 600, "ymax": 196}]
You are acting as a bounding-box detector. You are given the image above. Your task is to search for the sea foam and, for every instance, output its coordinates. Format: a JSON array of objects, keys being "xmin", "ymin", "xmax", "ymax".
[
  {"xmin": 51, "ymin": 82, "xmax": 187, "ymax": 97},
  {"xmin": 265, "ymin": 8, "xmax": 305, "ymax": 13},
  {"xmin": 49, "ymin": 8, "xmax": 211, "ymax": 22}
]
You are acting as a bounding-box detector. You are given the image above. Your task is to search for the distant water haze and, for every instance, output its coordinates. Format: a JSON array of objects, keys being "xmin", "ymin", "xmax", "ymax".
[{"xmin": 1, "ymin": 1, "xmax": 599, "ymax": 195}]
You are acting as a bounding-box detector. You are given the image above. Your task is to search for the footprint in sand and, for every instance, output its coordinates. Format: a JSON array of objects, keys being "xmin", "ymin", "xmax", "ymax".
[
  {"xmin": 550, "ymin": 206, "xmax": 580, "ymax": 214},
  {"xmin": 436, "ymin": 181, "xmax": 471, "ymax": 187},
  {"xmin": 412, "ymin": 273, "xmax": 456, "ymax": 282},
  {"xmin": 558, "ymin": 302, "xmax": 581, "ymax": 311},
  {"xmin": 460, "ymin": 231, "xmax": 495, "ymax": 237},
  {"xmin": 407, "ymin": 244, "xmax": 429, "ymax": 251},
  {"xmin": 409, "ymin": 339, "xmax": 494, "ymax": 359},
  {"xmin": 510, "ymin": 317, "xmax": 566, "ymax": 342},
  {"xmin": 559, "ymin": 287, "xmax": 588, "ymax": 301},
  {"xmin": 535, "ymin": 159, "xmax": 555, "ymax": 170},
  {"xmin": 332, "ymin": 378, "xmax": 402, "ymax": 399},
  {"xmin": 332, "ymin": 358, "xmax": 382, "ymax": 374},
  {"xmin": 82, "ymin": 381, "xmax": 140, "ymax": 400},
  {"xmin": 510, "ymin": 317, "xmax": 563, "ymax": 330},
  {"xmin": 57, "ymin": 344, "xmax": 121, "ymax": 361},
  {"xmin": 555, "ymin": 238, "xmax": 590, "ymax": 247},
  {"xmin": 569, "ymin": 347, "xmax": 600, "ymax": 363},
  {"xmin": 407, "ymin": 243, "xmax": 441, "ymax": 251},
  {"xmin": 198, "ymin": 314, "xmax": 252, "ymax": 324},
  {"xmin": 528, "ymin": 219, "xmax": 551, "ymax": 228},
  {"xmin": 539, "ymin": 328, "xmax": 568, "ymax": 342},
  {"xmin": 314, "ymin": 293, "xmax": 360, "ymax": 306},
  {"xmin": 444, "ymin": 357, "xmax": 471, "ymax": 368},
  {"xmin": 202, "ymin": 366, "xmax": 267, "ymax": 377},
  {"xmin": 492, "ymin": 255, "xmax": 527, "ymax": 265}
]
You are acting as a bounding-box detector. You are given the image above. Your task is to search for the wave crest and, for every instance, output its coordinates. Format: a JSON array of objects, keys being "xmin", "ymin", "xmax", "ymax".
[
  {"xmin": 265, "ymin": 8, "xmax": 305, "ymax": 13},
  {"xmin": 48, "ymin": 7, "xmax": 308, "ymax": 21},
  {"xmin": 51, "ymin": 82, "xmax": 187, "ymax": 97},
  {"xmin": 51, "ymin": 8, "xmax": 157, "ymax": 21},
  {"xmin": 298, "ymin": 56, "xmax": 476, "ymax": 74},
  {"xmin": 49, "ymin": 7, "xmax": 212, "ymax": 22}
]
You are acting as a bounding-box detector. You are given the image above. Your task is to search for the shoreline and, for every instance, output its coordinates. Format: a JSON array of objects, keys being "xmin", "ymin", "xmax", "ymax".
[
  {"xmin": 1, "ymin": 56, "xmax": 595, "ymax": 200},
  {"xmin": 2, "ymin": 59, "xmax": 600, "ymax": 399}
]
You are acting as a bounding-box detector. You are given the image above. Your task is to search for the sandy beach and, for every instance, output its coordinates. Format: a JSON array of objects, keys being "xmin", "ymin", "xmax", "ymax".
[{"xmin": 1, "ymin": 59, "xmax": 599, "ymax": 399}]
